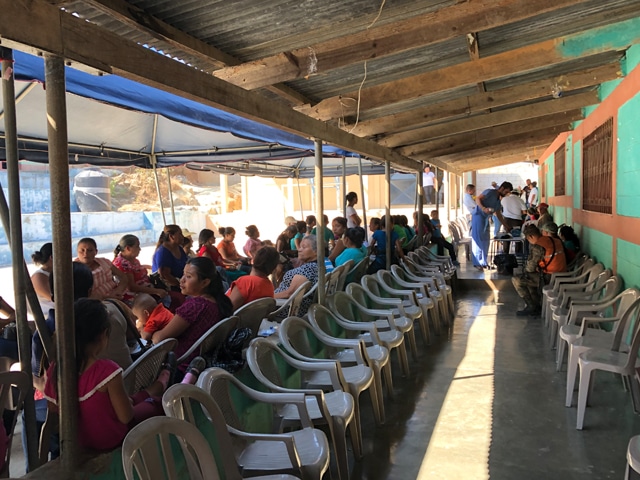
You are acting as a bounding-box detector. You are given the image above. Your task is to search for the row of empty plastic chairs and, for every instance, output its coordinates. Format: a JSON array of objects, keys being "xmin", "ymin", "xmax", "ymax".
[{"xmin": 540, "ymin": 253, "xmax": 640, "ymax": 431}]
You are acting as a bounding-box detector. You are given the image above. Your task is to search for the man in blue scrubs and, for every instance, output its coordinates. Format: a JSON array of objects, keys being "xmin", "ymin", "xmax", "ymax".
[{"xmin": 471, "ymin": 181, "xmax": 513, "ymax": 270}]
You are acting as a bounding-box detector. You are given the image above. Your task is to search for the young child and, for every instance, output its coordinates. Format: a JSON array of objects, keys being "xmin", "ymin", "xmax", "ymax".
[
  {"xmin": 44, "ymin": 298, "xmax": 170, "ymax": 451},
  {"xmin": 132, "ymin": 293, "xmax": 173, "ymax": 341}
]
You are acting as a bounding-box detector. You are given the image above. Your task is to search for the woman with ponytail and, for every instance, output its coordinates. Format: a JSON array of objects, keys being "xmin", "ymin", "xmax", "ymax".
[{"xmin": 152, "ymin": 257, "xmax": 233, "ymax": 375}]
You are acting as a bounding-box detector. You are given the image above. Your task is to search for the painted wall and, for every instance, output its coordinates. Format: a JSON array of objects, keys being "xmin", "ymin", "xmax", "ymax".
[{"xmin": 538, "ymin": 44, "xmax": 640, "ymax": 289}]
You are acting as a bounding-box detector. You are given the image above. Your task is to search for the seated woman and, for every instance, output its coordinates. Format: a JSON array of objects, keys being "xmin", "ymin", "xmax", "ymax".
[
  {"xmin": 113, "ymin": 234, "xmax": 168, "ymax": 305},
  {"xmin": 226, "ymin": 246, "xmax": 280, "ymax": 310},
  {"xmin": 328, "ymin": 216, "xmax": 348, "ymax": 264},
  {"xmin": 559, "ymin": 225, "xmax": 580, "ymax": 263},
  {"xmin": 197, "ymin": 228, "xmax": 245, "ymax": 286},
  {"xmin": 151, "ymin": 224, "xmax": 189, "ymax": 291},
  {"xmin": 182, "ymin": 229, "xmax": 198, "ymax": 258},
  {"xmin": 217, "ymin": 227, "xmax": 251, "ymax": 273},
  {"xmin": 275, "ymin": 235, "xmax": 319, "ymax": 317},
  {"xmin": 152, "ymin": 257, "xmax": 234, "ymax": 374},
  {"xmin": 44, "ymin": 298, "xmax": 170, "ymax": 452},
  {"xmin": 367, "ymin": 217, "xmax": 404, "ymax": 274},
  {"xmin": 75, "ymin": 237, "xmax": 128, "ymax": 301},
  {"xmin": 31, "ymin": 242, "xmax": 55, "ymax": 315},
  {"xmin": 276, "ymin": 225, "xmax": 299, "ymax": 258},
  {"xmin": 243, "ymin": 225, "xmax": 264, "ymax": 260},
  {"xmin": 335, "ymin": 227, "xmax": 367, "ymax": 267},
  {"xmin": 293, "ymin": 221, "xmax": 307, "ymax": 250},
  {"xmin": 0, "ymin": 296, "xmax": 18, "ymax": 361}
]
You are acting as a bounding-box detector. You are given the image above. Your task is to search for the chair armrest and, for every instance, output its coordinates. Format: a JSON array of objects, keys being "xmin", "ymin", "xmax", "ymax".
[
  {"xmin": 228, "ymin": 426, "xmax": 303, "ymax": 468},
  {"xmin": 579, "ymin": 316, "xmax": 620, "ymax": 335}
]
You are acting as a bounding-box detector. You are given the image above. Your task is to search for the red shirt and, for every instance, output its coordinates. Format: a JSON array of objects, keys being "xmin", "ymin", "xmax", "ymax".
[
  {"xmin": 197, "ymin": 244, "xmax": 224, "ymax": 267},
  {"xmin": 143, "ymin": 303, "xmax": 174, "ymax": 334},
  {"xmin": 227, "ymin": 275, "xmax": 274, "ymax": 305}
]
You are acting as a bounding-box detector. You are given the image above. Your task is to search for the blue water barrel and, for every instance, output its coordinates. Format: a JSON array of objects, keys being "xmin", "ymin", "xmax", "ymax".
[{"xmin": 73, "ymin": 169, "xmax": 111, "ymax": 212}]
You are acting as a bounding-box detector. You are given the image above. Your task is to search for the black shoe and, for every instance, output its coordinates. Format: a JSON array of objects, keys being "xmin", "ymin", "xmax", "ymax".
[
  {"xmin": 529, "ymin": 308, "xmax": 542, "ymax": 317},
  {"xmin": 516, "ymin": 307, "xmax": 534, "ymax": 316},
  {"xmin": 186, "ymin": 356, "xmax": 206, "ymax": 377},
  {"xmin": 162, "ymin": 351, "xmax": 177, "ymax": 386}
]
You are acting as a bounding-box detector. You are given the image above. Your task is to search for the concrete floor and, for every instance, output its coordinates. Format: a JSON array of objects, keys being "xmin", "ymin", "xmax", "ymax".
[
  {"xmin": 348, "ymin": 260, "xmax": 640, "ymax": 480},
  {"xmin": 5, "ymin": 253, "xmax": 640, "ymax": 478}
]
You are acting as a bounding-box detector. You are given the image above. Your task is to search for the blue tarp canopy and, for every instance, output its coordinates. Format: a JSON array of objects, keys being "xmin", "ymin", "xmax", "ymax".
[{"xmin": 0, "ymin": 51, "xmax": 393, "ymax": 177}]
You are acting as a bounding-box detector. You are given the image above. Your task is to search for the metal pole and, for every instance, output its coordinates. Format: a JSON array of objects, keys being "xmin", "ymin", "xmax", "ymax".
[
  {"xmin": 416, "ymin": 172, "xmax": 424, "ymax": 245},
  {"xmin": 341, "ymin": 156, "xmax": 346, "ymax": 219},
  {"xmin": 385, "ymin": 160, "xmax": 391, "ymax": 270},
  {"xmin": 357, "ymin": 157, "xmax": 367, "ymax": 239},
  {"xmin": 296, "ymin": 174, "xmax": 304, "ymax": 219},
  {"xmin": 151, "ymin": 154, "xmax": 166, "ymax": 225},
  {"xmin": 45, "ymin": 53, "xmax": 79, "ymax": 471},
  {"xmin": 166, "ymin": 167, "xmax": 176, "ymax": 224},
  {"xmin": 1, "ymin": 46, "xmax": 39, "ymax": 471},
  {"xmin": 314, "ymin": 139, "xmax": 326, "ymax": 305}
]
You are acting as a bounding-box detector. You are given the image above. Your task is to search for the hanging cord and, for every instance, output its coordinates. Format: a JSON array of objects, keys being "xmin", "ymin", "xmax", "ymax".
[
  {"xmin": 367, "ymin": 0, "xmax": 387, "ymax": 29},
  {"xmin": 348, "ymin": 61, "xmax": 367, "ymax": 134}
]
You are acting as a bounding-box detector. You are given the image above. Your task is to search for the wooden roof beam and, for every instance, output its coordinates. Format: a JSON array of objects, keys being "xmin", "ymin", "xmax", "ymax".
[
  {"xmin": 213, "ymin": 0, "xmax": 593, "ymax": 90},
  {"xmin": 349, "ymin": 63, "xmax": 619, "ymax": 137},
  {"xmin": 75, "ymin": 0, "xmax": 311, "ymax": 106},
  {"xmin": 0, "ymin": 0, "xmax": 424, "ymax": 173},
  {"xmin": 380, "ymin": 91, "xmax": 597, "ymax": 148},
  {"xmin": 298, "ymin": 17, "xmax": 640, "ymax": 121}
]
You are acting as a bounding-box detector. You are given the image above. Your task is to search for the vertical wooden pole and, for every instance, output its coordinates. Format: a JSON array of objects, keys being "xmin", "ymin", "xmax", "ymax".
[
  {"xmin": 1, "ymin": 46, "xmax": 40, "ymax": 472},
  {"xmin": 44, "ymin": 53, "xmax": 78, "ymax": 471},
  {"xmin": 385, "ymin": 161, "xmax": 391, "ymax": 269},
  {"xmin": 314, "ymin": 139, "xmax": 326, "ymax": 305}
]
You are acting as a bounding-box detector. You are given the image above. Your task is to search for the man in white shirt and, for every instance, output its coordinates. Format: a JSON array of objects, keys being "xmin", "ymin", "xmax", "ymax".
[
  {"xmin": 422, "ymin": 166, "xmax": 436, "ymax": 204},
  {"xmin": 463, "ymin": 184, "xmax": 476, "ymax": 216},
  {"xmin": 528, "ymin": 181, "xmax": 539, "ymax": 207},
  {"xmin": 501, "ymin": 189, "xmax": 527, "ymax": 253}
]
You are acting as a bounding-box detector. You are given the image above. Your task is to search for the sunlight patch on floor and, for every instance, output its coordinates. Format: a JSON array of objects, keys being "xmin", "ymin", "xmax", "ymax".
[{"xmin": 417, "ymin": 304, "xmax": 497, "ymax": 479}]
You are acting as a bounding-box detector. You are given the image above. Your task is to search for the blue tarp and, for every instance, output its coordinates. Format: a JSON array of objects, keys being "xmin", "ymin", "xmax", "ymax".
[{"xmin": 1, "ymin": 50, "xmax": 359, "ymax": 170}]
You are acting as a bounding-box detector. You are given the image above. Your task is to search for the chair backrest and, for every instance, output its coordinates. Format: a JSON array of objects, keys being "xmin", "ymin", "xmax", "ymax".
[
  {"xmin": 287, "ymin": 281, "xmax": 312, "ymax": 318},
  {"xmin": 176, "ymin": 316, "xmax": 239, "ymax": 365},
  {"xmin": 361, "ymin": 274, "xmax": 389, "ymax": 300},
  {"xmin": 122, "ymin": 416, "xmax": 221, "ymax": 480},
  {"xmin": 403, "ymin": 234, "xmax": 418, "ymax": 252},
  {"xmin": 299, "ymin": 281, "xmax": 319, "ymax": 317},
  {"xmin": 309, "ymin": 301, "xmax": 352, "ymax": 341},
  {"xmin": 0, "ymin": 371, "xmax": 30, "ymax": 476},
  {"xmin": 246, "ymin": 336, "xmax": 306, "ymax": 391},
  {"xmin": 278, "ymin": 314, "xmax": 329, "ymax": 361},
  {"xmin": 342, "ymin": 285, "xmax": 382, "ymax": 323},
  {"xmin": 611, "ymin": 297, "xmax": 640, "ymax": 368},
  {"xmin": 234, "ymin": 297, "xmax": 277, "ymax": 337},
  {"xmin": 335, "ymin": 260, "xmax": 354, "ymax": 292},
  {"xmin": 123, "ymin": 338, "xmax": 178, "ymax": 395},
  {"xmin": 346, "ymin": 256, "xmax": 369, "ymax": 286},
  {"xmin": 326, "ymin": 265, "xmax": 345, "ymax": 296}
]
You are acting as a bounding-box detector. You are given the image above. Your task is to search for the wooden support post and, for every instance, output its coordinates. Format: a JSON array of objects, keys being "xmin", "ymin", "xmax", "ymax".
[{"xmin": 314, "ymin": 139, "xmax": 326, "ymax": 305}]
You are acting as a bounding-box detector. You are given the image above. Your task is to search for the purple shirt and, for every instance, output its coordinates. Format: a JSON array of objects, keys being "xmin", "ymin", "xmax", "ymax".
[{"xmin": 174, "ymin": 296, "xmax": 223, "ymax": 370}]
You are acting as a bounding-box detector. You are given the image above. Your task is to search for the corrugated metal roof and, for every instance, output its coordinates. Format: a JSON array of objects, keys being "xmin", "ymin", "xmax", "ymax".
[{"xmin": 32, "ymin": 0, "xmax": 640, "ymax": 172}]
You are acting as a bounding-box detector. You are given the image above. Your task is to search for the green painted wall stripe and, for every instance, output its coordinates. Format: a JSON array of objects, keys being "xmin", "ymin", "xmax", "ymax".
[
  {"xmin": 559, "ymin": 17, "xmax": 640, "ymax": 58},
  {"xmin": 617, "ymin": 92, "xmax": 640, "ymax": 218},
  {"xmin": 617, "ymin": 239, "xmax": 640, "ymax": 289}
]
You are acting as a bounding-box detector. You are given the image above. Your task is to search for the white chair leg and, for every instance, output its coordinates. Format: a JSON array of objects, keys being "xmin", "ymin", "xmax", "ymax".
[
  {"xmin": 576, "ymin": 363, "xmax": 594, "ymax": 430},
  {"xmin": 383, "ymin": 362, "xmax": 394, "ymax": 397},
  {"xmin": 556, "ymin": 336, "xmax": 567, "ymax": 372},
  {"xmin": 565, "ymin": 346, "xmax": 579, "ymax": 407}
]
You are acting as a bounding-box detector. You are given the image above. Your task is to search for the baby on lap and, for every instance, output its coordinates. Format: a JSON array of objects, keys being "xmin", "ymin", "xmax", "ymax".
[{"xmin": 132, "ymin": 294, "xmax": 173, "ymax": 341}]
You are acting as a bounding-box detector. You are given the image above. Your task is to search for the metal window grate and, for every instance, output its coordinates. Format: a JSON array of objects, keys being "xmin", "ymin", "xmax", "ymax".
[
  {"xmin": 582, "ymin": 118, "xmax": 613, "ymax": 214},
  {"xmin": 554, "ymin": 145, "xmax": 566, "ymax": 196}
]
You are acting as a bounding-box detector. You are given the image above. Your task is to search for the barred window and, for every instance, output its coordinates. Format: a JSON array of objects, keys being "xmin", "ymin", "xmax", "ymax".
[
  {"xmin": 582, "ymin": 118, "xmax": 613, "ymax": 214},
  {"xmin": 554, "ymin": 145, "xmax": 566, "ymax": 196}
]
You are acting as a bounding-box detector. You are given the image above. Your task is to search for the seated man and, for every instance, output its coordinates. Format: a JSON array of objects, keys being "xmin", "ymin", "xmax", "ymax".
[{"xmin": 512, "ymin": 224, "xmax": 567, "ymax": 316}]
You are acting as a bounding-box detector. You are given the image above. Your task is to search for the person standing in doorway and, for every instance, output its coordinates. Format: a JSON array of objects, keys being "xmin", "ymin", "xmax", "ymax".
[
  {"xmin": 528, "ymin": 181, "xmax": 539, "ymax": 207},
  {"xmin": 423, "ymin": 165, "xmax": 436, "ymax": 205}
]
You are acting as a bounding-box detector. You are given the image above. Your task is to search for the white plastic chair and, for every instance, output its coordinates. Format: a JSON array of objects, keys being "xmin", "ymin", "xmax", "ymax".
[
  {"xmin": 235, "ymin": 297, "xmax": 277, "ymax": 337},
  {"xmin": 246, "ymin": 337, "xmax": 356, "ymax": 480},
  {"xmin": 164, "ymin": 379, "xmax": 328, "ymax": 480},
  {"xmin": 543, "ymin": 262, "xmax": 605, "ymax": 334},
  {"xmin": 574, "ymin": 297, "xmax": 640, "ymax": 430},
  {"xmin": 329, "ymin": 290, "xmax": 406, "ymax": 382},
  {"xmin": 563, "ymin": 290, "xmax": 640, "ymax": 408},
  {"xmin": 334, "ymin": 260, "xmax": 353, "ymax": 293},
  {"xmin": 345, "ymin": 257, "xmax": 369, "ymax": 286},
  {"xmin": 280, "ymin": 313, "xmax": 383, "ymax": 428},
  {"xmin": 309, "ymin": 302, "xmax": 391, "ymax": 406},
  {"xmin": 378, "ymin": 269, "xmax": 434, "ymax": 346},
  {"xmin": 554, "ymin": 275, "xmax": 622, "ymax": 371},
  {"xmin": 123, "ymin": 338, "xmax": 177, "ymax": 394},
  {"xmin": 625, "ymin": 435, "xmax": 640, "ymax": 480},
  {"xmin": 122, "ymin": 416, "xmax": 220, "ymax": 480},
  {"xmin": 360, "ymin": 275, "xmax": 420, "ymax": 359},
  {"xmin": 0, "ymin": 371, "xmax": 30, "ymax": 477},
  {"xmin": 176, "ymin": 316, "xmax": 239, "ymax": 365},
  {"xmin": 269, "ymin": 281, "xmax": 312, "ymax": 321},
  {"xmin": 402, "ymin": 257, "xmax": 453, "ymax": 322}
]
